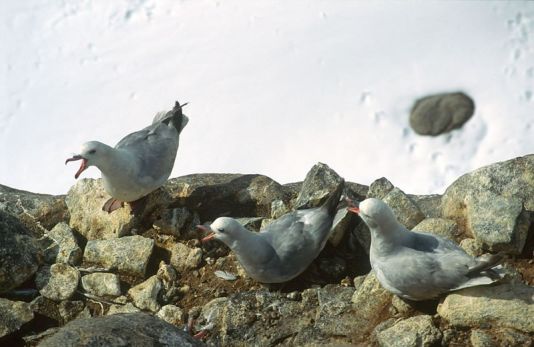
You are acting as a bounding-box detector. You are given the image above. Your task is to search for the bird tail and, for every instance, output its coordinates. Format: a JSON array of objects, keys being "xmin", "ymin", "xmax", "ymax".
[
  {"xmin": 466, "ymin": 253, "xmax": 504, "ymax": 276},
  {"xmin": 451, "ymin": 264, "xmax": 507, "ymax": 291},
  {"xmin": 153, "ymin": 101, "xmax": 189, "ymax": 134},
  {"xmin": 321, "ymin": 179, "xmax": 345, "ymax": 217}
]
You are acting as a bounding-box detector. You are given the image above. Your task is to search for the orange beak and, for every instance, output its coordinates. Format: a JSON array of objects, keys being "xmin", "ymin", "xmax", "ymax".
[
  {"xmin": 196, "ymin": 225, "xmax": 215, "ymax": 242},
  {"xmin": 347, "ymin": 206, "xmax": 360, "ymax": 214},
  {"xmin": 65, "ymin": 155, "xmax": 88, "ymax": 179}
]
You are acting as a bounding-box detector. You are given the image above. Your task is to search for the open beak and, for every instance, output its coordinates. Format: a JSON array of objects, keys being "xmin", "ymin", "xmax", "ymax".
[
  {"xmin": 347, "ymin": 206, "xmax": 360, "ymax": 214},
  {"xmin": 65, "ymin": 155, "xmax": 88, "ymax": 179},
  {"xmin": 196, "ymin": 225, "xmax": 216, "ymax": 242}
]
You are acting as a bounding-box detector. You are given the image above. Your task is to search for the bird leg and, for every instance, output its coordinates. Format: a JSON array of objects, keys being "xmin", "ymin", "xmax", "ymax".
[
  {"xmin": 102, "ymin": 198, "xmax": 124, "ymax": 213},
  {"xmin": 128, "ymin": 195, "xmax": 148, "ymax": 216}
]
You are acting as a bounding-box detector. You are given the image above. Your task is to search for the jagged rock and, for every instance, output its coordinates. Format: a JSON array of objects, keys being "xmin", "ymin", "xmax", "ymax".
[
  {"xmin": 127, "ymin": 276, "xmax": 162, "ymax": 312},
  {"xmin": 0, "ymin": 183, "xmax": 68, "ymax": 232},
  {"xmin": 459, "ymin": 238, "xmax": 482, "ymax": 256},
  {"xmin": 351, "ymin": 271, "xmax": 394, "ymax": 335},
  {"xmin": 29, "ymin": 296, "xmax": 62, "ymax": 322},
  {"xmin": 165, "ymin": 173, "xmax": 287, "ymax": 221},
  {"xmin": 317, "ymin": 257, "xmax": 347, "ymax": 280},
  {"xmin": 38, "ymin": 312, "xmax": 205, "ymax": 347},
  {"xmin": 409, "ymin": 194, "xmax": 442, "ymax": 218},
  {"xmin": 170, "ymin": 243, "xmax": 202, "ymax": 273},
  {"xmin": 470, "ymin": 329, "xmax": 495, "ymax": 347},
  {"xmin": 412, "ymin": 218, "xmax": 459, "ymax": 242},
  {"xmin": 328, "ymin": 208, "xmax": 355, "ymax": 247},
  {"xmin": 352, "ymin": 220, "xmax": 372, "ymax": 254},
  {"xmin": 376, "ymin": 315, "xmax": 442, "ymax": 347},
  {"xmin": 107, "ymin": 303, "xmax": 141, "ymax": 315},
  {"xmin": 464, "ymin": 191, "xmax": 529, "ymax": 254},
  {"xmin": 383, "ymin": 188, "xmax": 425, "ymax": 229},
  {"xmin": 81, "ymin": 273, "xmax": 121, "ymax": 297},
  {"xmin": 35, "ymin": 264, "xmax": 80, "ymax": 301},
  {"xmin": 58, "ymin": 300, "xmax": 91, "ymax": 324},
  {"xmin": 437, "ymin": 283, "xmax": 534, "ymax": 333},
  {"xmin": 45, "ymin": 222, "xmax": 82, "ymax": 265},
  {"xmin": 494, "ymin": 328, "xmax": 533, "ymax": 346},
  {"xmin": 152, "ymin": 207, "xmax": 193, "ymax": 236},
  {"xmin": 66, "ymin": 179, "xmax": 168, "ymax": 240},
  {"xmin": 0, "ymin": 210, "xmax": 41, "ymax": 293},
  {"xmin": 0, "ymin": 298, "xmax": 34, "ymax": 338},
  {"xmin": 235, "ymin": 217, "xmax": 265, "ymax": 231},
  {"xmin": 83, "ymin": 235, "xmax": 154, "ymax": 277},
  {"xmin": 442, "ymin": 155, "xmax": 534, "ymax": 254},
  {"xmin": 367, "ymin": 177, "xmax": 394, "ymax": 199},
  {"xmin": 409, "ymin": 92, "xmax": 475, "ymax": 136},
  {"xmin": 156, "ymin": 304, "xmax": 184, "ymax": 326},
  {"xmin": 270, "ymin": 199, "xmax": 290, "ymax": 219},
  {"xmin": 345, "ymin": 181, "xmax": 369, "ymax": 201},
  {"xmin": 294, "ymin": 163, "xmax": 343, "ymax": 210}
]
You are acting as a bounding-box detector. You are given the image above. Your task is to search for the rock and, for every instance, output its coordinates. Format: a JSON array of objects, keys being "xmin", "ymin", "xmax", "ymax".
[
  {"xmin": 312, "ymin": 285, "xmax": 358, "ymax": 338},
  {"xmin": 294, "ymin": 163, "xmax": 343, "ymax": 210},
  {"xmin": 470, "ymin": 329, "xmax": 496, "ymax": 347},
  {"xmin": 412, "ymin": 218, "xmax": 459, "ymax": 242},
  {"xmin": 409, "ymin": 92, "xmax": 475, "ymax": 136},
  {"xmin": 376, "ymin": 315, "xmax": 442, "ymax": 347},
  {"xmin": 409, "ymin": 194, "xmax": 442, "ymax": 218},
  {"xmin": 345, "ymin": 181, "xmax": 369, "ymax": 201},
  {"xmin": 107, "ymin": 303, "xmax": 141, "ymax": 315},
  {"xmin": 0, "ymin": 298, "xmax": 34, "ymax": 338},
  {"xmin": 165, "ymin": 173, "xmax": 287, "ymax": 221},
  {"xmin": 495, "ymin": 327, "xmax": 533, "ymax": 346},
  {"xmin": 351, "ymin": 271, "xmax": 394, "ymax": 335},
  {"xmin": 317, "ymin": 257, "xmax": 347, "ymax": 280},
  {"xmin": 29, "ymin": 296, "xmax": 62, "ymax": 322},
  {"xmin": 170, "ymin": 243, "xmax": 202, "ymax": 273},
  {"xmin": 459, "ymin": 238, "xmax": 482, "ymax": 256},
  {"xmin": 464, "ymin": 191, "xmax": 529, "ymax": 254},
  {"xmin": 391, "ymin": 296, "xmax": 415, "ymax": 317},
  {"xmin": 66, "ymin": 179, "xmax": 167, "ymax": 240},
  {"xmin": 152, "ymin": 207, "xmax": 194, "ymax": 237},
  {"xmin": 45, "ymin": 222, "xmax": 82, "ymax": 265},
  {"xmin": 81, "ymin": 273, "xmax": 121, "ymax": 297},
  {"xmin": 328, "ymin": 208, "xmax": 355, "ymax": 247},
  {"xmin": 442, "ymin": 155, "xmax": 534, "ymax": 254},
  {"xmin": 270, "ymin": 199, "xmax": 290, "ymax": 219},
  {"xmin": 127, "ymin": 275, "xmax": 162, "ymax": 312},
  {"xmin": 235, "ymin": 217, "xmax": 265, "ymax": 231},
  {"xmin": 38, "ymin": 312, "xmax": 205, "ymax": 346},
  {"xmin": 437, "ymin": 283, "xmax": 534, "ymax": 333},
  {"xmin": 367, "ymin": 177, "xmax": 395, "ymax": 199},
  {"xmin": 83, "ymin": 235, "xmax": 154, "ymax": 277},
  {"xmin": 383, "ymin": 188, "xmax": 425, "ymax": 229},
  {"xmin": 35, "ymin": 264, "xmax": 80, "ymax": 301},
  {"xmin": 0, "ymin": 183, "xmax": 68, "ymax": 232},
  {"xmin": 58, "ymin": 300, "xmax": 91, "ymax": 324},
  {"xmin": 0, "ymin": 210, "xmax": 41, "ymax": 293},
  {"xmin": 352, "ymin": 220, "xmax": 372, "ymax": 254},
  {"xmin": 156, "ymin": 304, "xmax": 184, "ymax": 326}
]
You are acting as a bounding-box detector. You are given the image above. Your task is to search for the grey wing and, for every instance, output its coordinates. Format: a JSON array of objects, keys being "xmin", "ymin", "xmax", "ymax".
[{"xmin": 115, "ymin": 122, "xmax": 179, "ymax": 181}]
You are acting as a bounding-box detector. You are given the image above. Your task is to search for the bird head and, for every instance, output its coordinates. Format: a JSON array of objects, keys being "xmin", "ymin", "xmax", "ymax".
[
  {"xmin": 65, "ymin": 141, "xmax": 107, "ymax": 179},
  {"xmin": 197, "ymin": 217, "xmax": 244, "ymax": 245},
  {"xmin": 348, "ymin": 198, "xmax": 397, "ymax": 230}
]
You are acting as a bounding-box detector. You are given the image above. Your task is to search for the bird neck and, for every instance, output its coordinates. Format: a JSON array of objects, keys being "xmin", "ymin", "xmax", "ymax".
[
  {"xmin": 97, "ymin": 146, "xmax": 138, "ymax": 180},
  {"xmin": 229, "ymin": 227, "xmax": 273, "ymax": 265},
  {"xmin": 369, "ymin": 220, "xmax": 404, "ymax": 255}
]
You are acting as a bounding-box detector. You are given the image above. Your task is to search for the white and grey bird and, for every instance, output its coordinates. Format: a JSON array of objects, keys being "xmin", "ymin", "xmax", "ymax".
[
  {"xmin": 66, "ymin": 101, "xmax": 188, "ymax": 214},
  {"xmin": 348, "ymin": 198, "xmax": 504, "ymax": 301},
  {"xmin": 197, "ymin": 180, "xmax": 345, "ymax": 283}
]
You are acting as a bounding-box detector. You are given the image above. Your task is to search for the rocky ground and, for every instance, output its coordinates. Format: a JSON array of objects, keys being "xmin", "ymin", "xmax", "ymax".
[{"xmin": 0, "ymin": 157, "xmax": 533, "ymax": 347}]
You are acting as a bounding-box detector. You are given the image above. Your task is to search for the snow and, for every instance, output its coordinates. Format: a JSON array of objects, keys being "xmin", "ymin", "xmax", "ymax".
[{"xmin": 1, "ymin": 1, "xmax": 533, "ymax": 195}]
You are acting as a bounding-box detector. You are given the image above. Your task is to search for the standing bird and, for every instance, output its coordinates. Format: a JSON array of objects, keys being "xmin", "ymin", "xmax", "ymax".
[
  {"xmin": 66, "ymin": 101, "xmax": 188, "ymax": 214},
  {"xmin": 348, "ymin": 198, "xmax": 504, "ymax": 300},
  {"xmin": 197, "ymin": 180, "xmax": 345, "ymax": 283}
]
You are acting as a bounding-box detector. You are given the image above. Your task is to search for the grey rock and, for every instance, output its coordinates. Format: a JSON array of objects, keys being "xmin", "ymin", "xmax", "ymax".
[
  {"xmin": 352, "ymin": 220, "xmax": 372, "ymax": 254},
  {"xmin": 376, "ymin": 315, "xmax": 442, "ymax": 347},
  {"xmin": 442, "ymin": 154, "xmax": 534, "ymax": 254},
  {"xmin": 412, "ymin": 218, "xmax": 459, "ymax": 242},
  {"xmin": 152, "ymin": 207, "xmax": 192, "ymax": 236},
  {"xmin": 0, "ymin": 183, "xmax": 68, "ymax": 233},
  {"xmin": 437, "ymin": 282, "xmax": 534, "ymax": 333},
  {"xmin": 235, "ymin": 217, "xmax": 265, "ymax": 232},
  {"xmin": 127, "ymin": 275, "xmax": 162, "ymax": 312},
  {"xmin": 81, "ymin": 273, "xmax": 121, "ymax": 297},
  {"xmin": 470, "ymin": 329, "xmax": 496, "ymax": 347},
  {"xmin": 107, "ymin": 302, "xmax": 141, "ymax": 315},
  {"xmin": 0, "ymin": 298, "xmax": 34, "ymax": 338},
  {"xmin": 459, "ymin": 238, "xmax": 482, "ymax": 256},
  {"xmin": 367, "ymin": 177, "xmax": 395, "ymax": 199},
  {"xmin": 410, "ymin": 194, "xmax": 442, "ymax": 218},
  {"xmin": 270, "ymin": 199, "xmax": 290, "ymax": 219},
  {"xmin": 29, "ymin": 296, "xmax": 62, "ymax": 322},
  {"xmin": 170, "ymin": 243, "xmax": 202, "ymax": 273},
  {"xmin": 345, "ymin": 181, "xmax": 369, "ymax": 201},
  {"xmin": 464, "ymin": 191, "xmax": 529, "ymax": 254},
  {"xmin": 46, "ymin": 222, "xmax": 82, "ymax": 265},
  {"xmin": 410, "ymin": 92, "xmax": 475, "ymax": 136},
  {"xmin": 495, "ymin": 327, "xmax": 533, "ymax": 347},
  {"xmin": 391, "ymin": 296, "xmax": 416, "ymax": 317},
  {"xmin": 383, "ymin": 187, "xmax": 425, "ymax": 229},
  {"xmin": 156, "ymin": 304, "xmax": 184, "ymax": 326},
  {"xmin": 58, "ymin": 300, "xmax": 90, "ymax": 324},
  {"xmin": 294, "ymin": 162, "xmax": 343, "ymax": 210},
  {"xmin": 38, "ymin": 312, "xmax": 205, "ymax": 347},
  {"xmin": 165, "ymin": 173, "xmax": 287, "ymax": 221},
  {"xmin": 83, "ymin": 235, "xmax": 154, "ymax": 277},
  {"xmin": 328, "ymin": 208, "xmax": 355, "ymax": 247},
  {"xmin": 0, "ymin": 210, "xmax": 41, "ymax": 293},
  {"xmin": 35, "ymin": 264, "xmax": 80, "ymax": 301}
]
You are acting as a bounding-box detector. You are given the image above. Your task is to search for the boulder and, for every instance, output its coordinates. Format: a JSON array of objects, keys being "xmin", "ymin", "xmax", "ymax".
[
  {"xmin": 45, "ymin": 222, "xmax": 82, "ymax": 265},
  {"xmin": 152, "ymin": 207, "xmax": 195, "ymax": 237},
  {"xmin": 412, "ymin": 218, "xmax": 460, "ymax": 242},
  {"xmin": 83, "ymin": 235, "xmax": 154, "ymax": 277},
  {"xmin": 37, "ymin": 312, "xmax": 204, "ymax": 346},
  {"xmin": 294, "ymin": 163, "xmax": 344, "ymax": 210},
  {"xmin": 442, "ymin": 155, "xmax": 534, "ymax": 254},
  {"xmin": 156, "ymin": 304, "xmax": 185, "ymax": 326},
  {"xmin": 128, "ymin": 275, "xmax": 162, "ymax": 312},
  {"xmin": 409, "ymin": 92, "xmax": 475, "ymax": 136},
  {"xmin": 437, "ymin": 282, "xmax": 534, "ymax": 333},
  {"xmin": 376, "ymin": 315, "xmax": 442, "ymax": 347},
  {"xmin": 107, "ymin": 303, "xmax": 141, "ymax": 315},
  {"xmin": 0, "ymin": 298, "xmax": 34, "ymax": 338},
  {"xmin": 170, "ymin": 243, "xmax": 203, "ymax": 273},
  {"xmin": 81, "ymin": 273, "xmax": 122, "ymax": 297},
  {"xmin": 0, "ymin": 210, "xmax": 41, "ymax": 293},
  {"xmin": 383, "ymin": 188, "xmax": 425, "ymax": 229},
  {"xmin": 35, "ymin": 264, "xmax": 80, "ymax": 301},
  {"xmin": 367, "ymin": 177, "xmax": 394, "ymax": 199}
]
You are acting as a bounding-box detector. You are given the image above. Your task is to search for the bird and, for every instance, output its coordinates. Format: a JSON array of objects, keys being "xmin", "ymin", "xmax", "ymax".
[
  {"xmin": 347, "ymin": 198, "xmax": 504, "ymax": 300},
  {"xmin": 66, "ymin": 101, "xmax": 188, "ymax": 214},
  {"xmin": 197, "ymin": 180, "xmax": 345, "ymax": 283}
]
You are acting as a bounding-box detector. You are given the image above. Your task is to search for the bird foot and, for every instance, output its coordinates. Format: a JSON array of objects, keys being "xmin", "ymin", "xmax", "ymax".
[{"xmin": 102, "ymin": 198, "xmax": 124, "ymax": 213}]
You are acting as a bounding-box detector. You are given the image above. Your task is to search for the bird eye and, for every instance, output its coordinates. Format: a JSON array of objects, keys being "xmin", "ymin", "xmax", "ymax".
[
  {"xmin": 88, "ymin": 149, "xmax": 96, "ymax": 155},
  {"xmin": 217, "ymin": 228, "xmax": 225, "ymax": 233}
]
